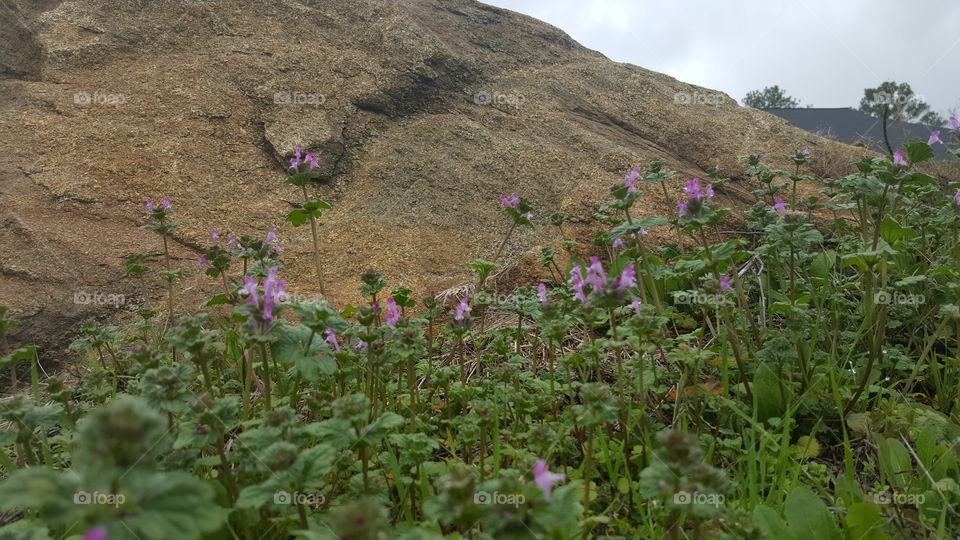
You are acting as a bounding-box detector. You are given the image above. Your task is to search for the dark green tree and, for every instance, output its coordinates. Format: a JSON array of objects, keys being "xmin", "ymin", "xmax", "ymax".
[
  {"xmin": 859, "ymin": 81, "xmax": 946, "ymax": 154},
  {"xmin": 742, "ymin": 85, "xmax": 800, "ymax": 108}
]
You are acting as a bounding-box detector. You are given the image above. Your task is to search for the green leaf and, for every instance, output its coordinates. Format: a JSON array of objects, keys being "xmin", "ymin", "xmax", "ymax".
[
  {"xmin": 845, "ymin": 503, "xmax": 890, "ymax": 540},
  {"xmin": 752, "ymin": 505, "xmax": 796, "ymax": 540},
  {"xmin": 203, "ymin": 293, "xmax": 232, "ymax": 307},
  {"xmin": 271, "ymin": 324, "xmax": 336, "ymax": 382},
  {"xmin": 783, "ymin": 486, "xmax": 842, "ymax": 540},
  {"xmin": 902, "ymin": 140, "xmax": 934, "ymax": 164},
  {"xmin": 878, "ymin": 216, "xmax": 916, "ymax": 245}
]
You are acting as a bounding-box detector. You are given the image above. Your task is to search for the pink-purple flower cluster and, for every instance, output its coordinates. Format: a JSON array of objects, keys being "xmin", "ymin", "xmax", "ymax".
[
  {"xmin": 677, "ymin": 178, "xmax": 714, "ymax": 217},
  {"xmin": 569, "ymin": 257, "xmax": 636, "ymax": 303},
  {"xmin": 624, "ymin": 167, "xmax": 642, "ymax": 192},
  {"xmin": 893, "ymin": 150, "xmax": 907, "ymax": 167},
  {"xmin": 289, "ymin": 147, "xmax": 319, "ymax": 173},
  {"xmin": 385, "ymin": 298, "xmax": 401, "ymax": 327},
  {"xmin": 532, "ymin": 459, "xmax": 565, "ymax": 501},
  {"xmin": 454, "ymin": 297, "xmax": 471, "ymax": 322},
  {"xmin": 771, "ymin": 197, "xmax": 787, "ymax": 216},
  {"xmin": 145, "ymin": 197, "xmax": 171, "ymax": 213},
  {"xmin": 612, "ymin": 229, "xmax": 648, "ymax": 249},
  {"xmin": 499, "ymin": 193, "xmax": 520, "ymax": 209},
  {"xmin": 238, "ymin": 267, "xmax": 286, "ymax": 332}
]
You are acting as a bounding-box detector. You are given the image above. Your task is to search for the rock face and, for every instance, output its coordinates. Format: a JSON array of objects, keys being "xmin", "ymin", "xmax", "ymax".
[{"xmin": 0, "ymin": 0, "xmax": 866, "ymax": 357}]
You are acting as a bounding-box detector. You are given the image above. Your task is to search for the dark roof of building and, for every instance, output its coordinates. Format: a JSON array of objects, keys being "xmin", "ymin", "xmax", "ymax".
[{"xmin": 761, "ymin": 107, "xmax": 951, "ymax": 160}]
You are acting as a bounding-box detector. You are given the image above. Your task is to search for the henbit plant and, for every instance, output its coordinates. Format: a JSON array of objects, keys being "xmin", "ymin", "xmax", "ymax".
[
  {"xmin": 3, "ymin": 127, "xmax": 960, "ymax": 538},
  {"xmin": 139, "ymin": 197, "xmax": 182, "ymax": 326},
  {"xmin": 284, "ymin": 147, "xmax": 333, "ymax": 298}
]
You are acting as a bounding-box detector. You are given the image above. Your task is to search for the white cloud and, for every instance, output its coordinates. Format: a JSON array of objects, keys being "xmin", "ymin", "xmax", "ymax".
[{"xmin": 485, "ymin": 0, "xmax": 960, "ymax": 117}]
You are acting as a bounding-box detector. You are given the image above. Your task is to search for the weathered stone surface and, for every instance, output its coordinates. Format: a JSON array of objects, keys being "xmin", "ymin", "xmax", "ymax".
[{"xmin": 0, "ymin": 0, "xmax": 868, "ymax": 357}]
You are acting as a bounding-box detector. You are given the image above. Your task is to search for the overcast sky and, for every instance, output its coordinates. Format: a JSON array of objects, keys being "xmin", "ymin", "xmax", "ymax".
[{"xmin": 484, "ymin": 0, "xmax": 960, "ymax": 122}]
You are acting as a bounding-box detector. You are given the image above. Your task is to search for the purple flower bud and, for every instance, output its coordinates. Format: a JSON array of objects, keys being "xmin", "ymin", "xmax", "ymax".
[
  {"xmin": 145, "ymin": 199, "xmax": 154, "ymax": 212},
  {"xmin": 385, "ymin": 298, "xmax": 401, "ymax": 327},
  {"xmin": 211, "ymin": 229, "xmax": 219, "ymax": 246},
  {"xmin": 929, "ymin": 131, "xmax": 942, "ymax": 145},
  {"xmin": 955, "ymin": 189, "xmax": 960, "ymax": 214},
  {"xmin": 532, "ymin": 459, "xmax": 565, "ymax": 501},
  {"xmin": 354, "ymin": 339, "xmax": 367, "ymax": 352},
  {"xmin": 160, "ymin": 197, "xmax": 170, "ymax": 211},
  {"xmin": 454, "ymin": 297, "xmax": 471, "ymax": 322},
  {"xmin": 951, "ymin": 117, "xmax": 960, "ymax": 131},
  {"xmin": 893, "ymin": 150, "xmax": 907, "ymax": 167},
  {"xmin": 538, "ymin": 282, "xmax": 548, "ymax": 307},
  {"xmin": 325, "ymin": 329, "xmax": 340, "ymax": 352},
  {"xmin": 771, "ymin": 197, "xmax": 787, "ymax": 216},
  {"xmin": 720, "ymin": 275, "xmax": 733, "ymax": 292},
  {"xmin": 198, "ymin": 254, "xmax": 212, "ymax": 268},
  {"xmin": 614, "ymin": 265, "xmax": 636, "ymax": 294},
  {"xmin": 83, "ymin": 526, "xmax": 108, "ymax": 540},
  {"xmin": 498, "ymin": 193, "xmax": 520, "ymax": 209}
]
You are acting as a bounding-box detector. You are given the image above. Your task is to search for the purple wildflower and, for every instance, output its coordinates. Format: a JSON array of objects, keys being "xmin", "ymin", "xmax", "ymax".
[
  {"xmin": 324, "ymin": 329, "xmax": 340, "ymax": 352},
  {"xmin": 499, "ymin": 193, "xmax": 520, "ymax": 209},
  {"xmin": 802, "ymin": 147, "xmax": 810, "ymax": 156},
  {"xmin": 951, "ymin": 117, "xmax": 960, "ymax": 131},
  {"xmin": 569, "ymin": 263, "xmax": 587, "ymax": 303},
  {"xmin": 160, "ymin": 197, "xmax": 170, "ymax": 211},
  {"xmin": 538, "ymin": 282, "xmax": 548, "ymax": 307},
  {"xmin": 894, "ymin": 150, "xmax": 907, "ymax": 167},
  {"xmin": 720, "ymin": 275, "xmax": 733, "ymax": 292},
  {"xmin": 198, "ymin": 254, "xmax": 212, "ymax": 268},
  {"xmin": 211, "ymin": 229, "xmax": 219, "ymax": 246},
  {"xmin": 265, "ymin": 228, "xmax": 278, "ymax": 245},
  {"xmin": 238, "ymin": 267, "xmax": 286, "ymax": 332},
  {"xmin": 569, "ymin": 259, "xmax": 636, "ymax": 303},
  {"xmin": 454, "ymin": 297, "xmax": 471, "ymax": 322},
  {"xmin": 955, "ymin": 189, "xmax": 960, "ymax": 214},
  {"xmin": 677, "ymin": 178, "xmax": 714, "ymax": 217},
  {"xmin": 631, "ymin": 297, "xmax": 642, "ymax": 316},
  {"xmin": 385, "ymin": 298, "xmax": 401, "ymax": 327},
  {"xmin": 612, "ymin": 236, "xmax": 625, "ymax": 249},
  {"xmin": 83, "ymin": 526, "xmax": 108, "ymax": 540},
  {"xmin": 613, "ymin": 265, "xmax": 636, "ymax": 294},
  {"xmin": 929, "ymin": 131, "xmax": 942, "ymax": 145},
  {"xmin": 624, "ymin": 167, "xmax": 641, "ymax": 192},
  {"xmin": 354, "ymin": 339, "xmax": 368, "ymax": 352},
  {"xmin": 532, "ymin": 460, "xmax": 566, "ymax": 501},
  {"xmin": 771, "ymin": 197, "xmax": 787, "ymax": 216},
  {"xmin": 289, "ymin": 147, "xmax": 303, "ymax": 171},
  {"xmin": 227, "ymin": 234, "xmax": 239, "ymax": 249},
  {"xmin": 145, "ymin": 199, "xmax": 154, "ymax": 212},
  {"xmin": 585, "ymin": 257, "xmax": 607, "ymax": 290}
]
